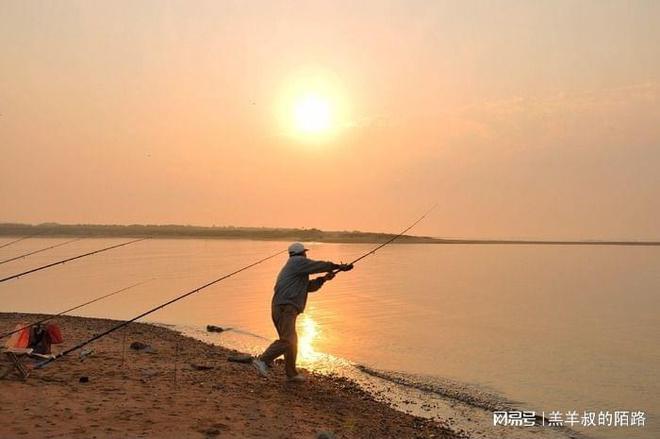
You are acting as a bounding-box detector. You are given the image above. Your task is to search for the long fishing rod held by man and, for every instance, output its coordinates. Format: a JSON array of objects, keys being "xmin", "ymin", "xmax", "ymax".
[
  {"xmin": 252, "ymin": 205, "xmax": 436, "ymax": 382},
  {"xmin": 251, "ymin": 243, "xmax": 353, "ymax": 382},
  {"xmin": 37, "ymin": 206, "xmax": 434, "ymax": 374}
]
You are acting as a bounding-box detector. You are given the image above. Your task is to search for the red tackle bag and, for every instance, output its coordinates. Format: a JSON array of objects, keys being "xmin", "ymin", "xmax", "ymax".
[{"xmin": 46, "ymin": 324, "xmax": 64, "ymax": 344}]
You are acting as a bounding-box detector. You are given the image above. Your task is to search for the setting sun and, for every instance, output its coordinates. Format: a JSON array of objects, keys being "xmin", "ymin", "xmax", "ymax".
[
  {"xmin": 276, "ymin": 71, "xmax": 348, "ymax": 139},
  {"xmin": 293, "ymin": 94, "xmax": 332, "ymax": 135},
  {"xmin": 3, "ymin": 2, "xmax": 659, "ymax": 437}
]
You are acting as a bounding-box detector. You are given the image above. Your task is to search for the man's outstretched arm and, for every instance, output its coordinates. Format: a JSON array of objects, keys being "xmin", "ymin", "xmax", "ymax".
[
  {"xmin": 298, "ymin": 258, "xmax": 354, "ymax": 275},
  {"xmin": 307, "ymin": 272, "xmax": 335, "ymax": 292}
]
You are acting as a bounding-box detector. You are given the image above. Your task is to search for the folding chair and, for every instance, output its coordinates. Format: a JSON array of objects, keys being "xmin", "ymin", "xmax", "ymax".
[{"xmin": 0, "ymin": 348, "xmax": 33, "ymax": 380}]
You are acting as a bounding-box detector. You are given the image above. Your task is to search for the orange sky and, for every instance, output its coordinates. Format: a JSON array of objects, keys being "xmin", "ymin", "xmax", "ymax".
[{"xmin": 1, "ymin": 1, "xmax": 658, "ymax": 240}]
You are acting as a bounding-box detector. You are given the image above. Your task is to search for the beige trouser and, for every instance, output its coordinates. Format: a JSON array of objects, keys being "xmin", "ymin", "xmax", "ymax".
[{"xmin": 259, "ymin": 304, "xmax": 299, "ymax": 377}]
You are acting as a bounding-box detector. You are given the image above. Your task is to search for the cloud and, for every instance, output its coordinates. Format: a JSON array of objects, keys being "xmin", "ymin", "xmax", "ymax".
[{"xmin": 435, "ymin": 82, "xmax": 658, "ymax": 155}]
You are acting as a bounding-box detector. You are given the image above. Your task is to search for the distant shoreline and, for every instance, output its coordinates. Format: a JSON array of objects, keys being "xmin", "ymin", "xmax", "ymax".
[{"xmin": 0, "ymin": 222, "xmax": 658, "ymax": 246}]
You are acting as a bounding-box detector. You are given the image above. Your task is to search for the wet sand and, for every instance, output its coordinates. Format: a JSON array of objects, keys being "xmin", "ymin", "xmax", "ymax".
[{"xmin": 0, "ymin": 313, "xmax": 463, "ymax": 438}]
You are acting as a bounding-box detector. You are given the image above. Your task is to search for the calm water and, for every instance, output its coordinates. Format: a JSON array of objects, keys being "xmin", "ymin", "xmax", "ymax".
[{"xmin": 1, "ymin": 238, "xmax": 658, "ymax": 438}]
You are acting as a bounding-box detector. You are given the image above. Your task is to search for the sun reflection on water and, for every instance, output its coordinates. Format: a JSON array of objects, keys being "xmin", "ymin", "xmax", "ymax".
[
  {"xmin": 296, "ymin": 313, "xmax": 350, "ymax": 374},
  {"xmin": 298, "ymin": 313, "xmax": 321, "ymax": 363}
]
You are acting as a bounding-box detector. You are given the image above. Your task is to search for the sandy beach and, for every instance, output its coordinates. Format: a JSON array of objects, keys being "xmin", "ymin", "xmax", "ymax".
[{"xmin": 0, "ymin": 313, "xmax": 462, "ymax": 438}]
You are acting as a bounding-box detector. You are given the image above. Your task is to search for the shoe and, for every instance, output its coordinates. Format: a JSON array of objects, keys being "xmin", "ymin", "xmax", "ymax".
[
  {"xmin": 286, "ymin": 374, "xmax": 305, "ymax": 383},
  {"xmin": 252, "ymin": 359, "xmax": 268, "ymax": 377}
]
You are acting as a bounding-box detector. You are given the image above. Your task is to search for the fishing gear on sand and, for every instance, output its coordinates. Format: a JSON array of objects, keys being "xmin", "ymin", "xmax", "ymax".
[
  {"xmin": 0, "ymin": 238, "xmax": 149, "ymax": 283},
  {"xmin": 0, "ymin": 280, "xmax": 151, "ymax": 340},
  {"xmin": 36, "ymin": 249, "xmax": 287, "ymax": 368}
]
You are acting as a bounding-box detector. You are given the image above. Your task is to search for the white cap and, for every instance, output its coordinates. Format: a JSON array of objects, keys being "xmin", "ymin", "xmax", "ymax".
[{"xmin": 288, "ymin": 242, "xmax": 308, "ymax": 255}]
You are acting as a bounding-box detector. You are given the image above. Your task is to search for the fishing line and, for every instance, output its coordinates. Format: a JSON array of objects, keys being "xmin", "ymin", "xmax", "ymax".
[
  {"xmin": 0, "ymin": 238, "xmax": 83, "ymax": 266},
  {"xmin": 0, "ymin": 235, "xmax": 38, "ymax": 250},
  {"xmin": 332, "ymin": 203, "xmax": 438, "ymax": 274},
  {"xmin": 0, "ymin": 238, "xmax": 149, "ymax": 284},
  {"xmin": 0, "ymin": 280, "xmax": 151, "ymax": 340}
]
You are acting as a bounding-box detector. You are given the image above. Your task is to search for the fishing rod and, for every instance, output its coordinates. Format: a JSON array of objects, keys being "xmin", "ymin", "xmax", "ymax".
[
  {"xmin": 0, "ymin": 237, "xmax": 83, "ymax": 266},
  {"xmin": 0, "ymin": 280, "xmax": 151, "ymax": 340},
  {"xmin": 37, "ymin": 248, "xmax": 286, "ymax": 367},
  {"xmin": 36, "ymin": 207, "xmax": 435, "ymax": 366},
  {"xmin": 0, "ymin": 237, "xmax": 149, "ymax": 284},
  {"xmin": 332, "ymin": 203, "xmax": 438, "ymax": 274},
  {"xmin": 0, "ymin": 234, "xmax": 37, "ymax": 250}
]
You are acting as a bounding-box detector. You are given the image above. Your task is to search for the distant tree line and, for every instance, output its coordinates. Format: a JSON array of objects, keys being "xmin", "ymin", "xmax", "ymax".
[{"xmin": 0, "ymin": 223, "xmax": 436, "ymax": 244}]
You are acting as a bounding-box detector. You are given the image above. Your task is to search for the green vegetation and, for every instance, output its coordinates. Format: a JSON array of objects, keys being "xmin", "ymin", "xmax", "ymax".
[
  {"xmin": 1, "ymin": 223, "xmax": 657, "ymax": 245},
  {"xmin": 0, "ymin": 222, "xmax": 436, "ymax": 244}
]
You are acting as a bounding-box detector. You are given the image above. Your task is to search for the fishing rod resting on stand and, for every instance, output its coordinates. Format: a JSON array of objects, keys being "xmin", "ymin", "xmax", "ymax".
[
  {"xmin": 0, "ymin": 234, "xmax": 39, "ymax": 251},
  {"xmin": 0, "ymin": 238, "xmax": 83, "ymax": 266},
  {"xmin": 0, "ymin": 280, "xmax": 152, "ymax": 340},
  {"xmin": 37, "ymin": 249, "xmax": 287, "ymax": 368},
  {"xmin": 0, "ymin": 238, "xmax": 149, "ymax": 284}
]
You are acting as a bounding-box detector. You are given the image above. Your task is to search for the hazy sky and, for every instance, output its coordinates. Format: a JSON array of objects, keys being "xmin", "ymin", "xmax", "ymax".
[{"xmin": 1, "ymin": 1, "xmax": 658, "ymax": 239}]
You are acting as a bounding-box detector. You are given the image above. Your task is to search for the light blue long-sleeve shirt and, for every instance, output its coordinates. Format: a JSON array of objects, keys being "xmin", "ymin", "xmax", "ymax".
[{"xmin": 272, "ymin": 255, "xmax": 338, "ymax": 313}]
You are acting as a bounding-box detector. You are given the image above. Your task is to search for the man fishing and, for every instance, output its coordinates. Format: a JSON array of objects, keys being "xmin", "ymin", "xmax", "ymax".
[{"xmin": 252, "ymin": 242, "xmax": 352, "ymax": 382}]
